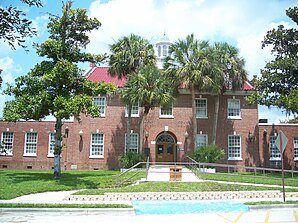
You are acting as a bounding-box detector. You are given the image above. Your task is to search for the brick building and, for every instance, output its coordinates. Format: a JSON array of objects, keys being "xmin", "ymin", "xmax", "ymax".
[{"xmin": 0, "ymin": 37, "xmax": 297, "ymax": 170}]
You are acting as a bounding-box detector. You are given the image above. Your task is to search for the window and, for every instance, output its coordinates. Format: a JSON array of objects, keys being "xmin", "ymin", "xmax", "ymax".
[
  {"xmin": 1, "ymin": 132, "xmax": 14, "ymax": 155},
  {"xmin": 160, "ymin": 104, "xmax": 173, "ymax": 118},
  {"xmin": 227, "ymin": 99, "xmax": 240, "ymax": 118},
  {"xmin": 158, "ymin": 45, "xmax": 161, "ymax": 57},
  {"xmin": 270, "ymin": 136, "xmax": 281, "ymax": 161},
  {"xmin": 24, "ymin": 132, "xmax": 38, "ymax": 156},
  {"xmin": 125, "ymin": 133, "xmax": 139, "ymax": 153},
  {"xmin": 228, "ymin": 135, "xmax": 242, "ymax": 160},
  {"xmin": 93, "ymin": 97, "xmax": 106, "ymax": 117},
  {"xmin": 196, "ymin": 98, "xmax": 207, "ymax": 118},
  {"xmin": 162, "ymin": 45, "xmax": 168, "ymax": 56},
  {"xmin": 195, "ymin": 134, "xmax": 208, "ymax": 149},
  {"xmin": 294, "ymin": 137, "xmax": 298, "ymax": 160},
  {"xmin": 125, "ymin": 103, "xmax": 139, "ymax": 117},
  {"xmin": 90, "ymin": 133, "xmax": 104, "ymax": 158},
  {"xmin": 48, "ymin": 132, "xmax": 55, "ymax": 157}
]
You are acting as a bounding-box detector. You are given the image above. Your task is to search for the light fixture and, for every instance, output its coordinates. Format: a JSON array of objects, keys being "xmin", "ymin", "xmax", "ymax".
[
  {"xmin": 64, "ymin": 126, "xmax": 69, "ymax": 138},
  {"xmin": 263, "ymin": 129, "xmax": 267, "ymax": 137},
  {"xmin": 145, "ymin": 131, "xmax": 149, "ymax": 139},
  {"xmin": 79, "ymin": 130, "xmax": 83, "ymax": 139},
  {"xmin": 184, "ymin": 131, "xmax": 189, "ymax": 139},
  {"xmin": 248, "ymin": 131, "xmax": 253, "ymax": 142}
]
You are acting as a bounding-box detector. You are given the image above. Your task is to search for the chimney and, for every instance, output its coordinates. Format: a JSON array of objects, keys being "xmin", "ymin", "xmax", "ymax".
[{"xmin": 89, "ymin": 62, "xmax": 96, "ymax": 68}]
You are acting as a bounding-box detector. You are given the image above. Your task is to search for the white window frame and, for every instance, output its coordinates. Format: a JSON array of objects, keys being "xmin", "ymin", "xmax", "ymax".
[
  {"xmin": 227, "ymin": 98, "xmax": 241, "ymax": 119},
  {"xmin": 24, "ymin": 132, "xmax": 38, "ymax": 157},
  {"xmin": 48, "ymin": 132, "xmax": 55, "ymax": 157},
  {"xmin": 228, "ymin": 135, "xmax": 242, "ymax": 160},
  {"xmin": 159, "ymin": 104, "xmax": 174, "ymax": 118},
  {"xmin": 195, "ymin": 98, "xmax": 208, "ymax": 119},
  {"xmin": 125, "ymin": 102, "xmax": 139, "ymax": 117},
  {"xmin": 195, "ymin": 134, "xmax": 208, "ymax": 149},
  {"xmin": 93, "ymin": 96, "xmax": 106, "ymax": 117},
  {"xmin": 90, "ymin": 133, "xmax": 104, "ymax": 158},
  {"xmin": 1, "ymin": 132, "xmax": 14, "ymax": 156},
  {"xmin": 125, "ymin": 133, "xmax": 139, "ymax": 153},
  {"xmin": 269, "ymin": 136, "xmax": 281, "ymax": 161},
  {"xmin": 294, "ymin": 137, "xmax": 298, "ymax": 161}
]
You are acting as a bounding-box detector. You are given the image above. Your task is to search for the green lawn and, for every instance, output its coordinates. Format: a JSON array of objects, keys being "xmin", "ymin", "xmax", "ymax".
[
  {"xmin": 0, "ymin": 203, "xmax": 132, "ymax": 208},
  {"xmin": 0, "ymin": 169, "xmax": 119, "ymax": 200},
  {"xmin": 197, "ymin": 171, "xmax": 298, "ymax": 187},
  {"xmin": 1, "ymin": 169, "xmax": 297, "ymax": 200},
  {"xmin": 75, "ymin": 181, "xmax": 290, "ymax": 196}
]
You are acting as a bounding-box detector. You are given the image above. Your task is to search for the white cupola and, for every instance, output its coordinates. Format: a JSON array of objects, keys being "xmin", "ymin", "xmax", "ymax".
[{"xmin": 155, "ymin": 33, "xmax": 171, "ymax": 69}]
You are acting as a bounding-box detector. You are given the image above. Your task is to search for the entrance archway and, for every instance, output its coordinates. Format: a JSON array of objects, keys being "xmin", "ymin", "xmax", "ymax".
[{"xmin": 155, "ymin": 132, "xmax": 177, "ymax": 163}]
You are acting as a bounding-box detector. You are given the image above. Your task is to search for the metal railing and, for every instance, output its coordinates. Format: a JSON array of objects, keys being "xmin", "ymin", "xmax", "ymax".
[{"xmin": 185, "ymin": 156, "xmax": 298, "ymax": 190}]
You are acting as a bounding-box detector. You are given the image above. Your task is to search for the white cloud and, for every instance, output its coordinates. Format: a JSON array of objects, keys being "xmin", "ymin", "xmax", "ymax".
[
  {"xmin": 0, "ymin": 57, "xmax": 19, "ymax": 118},
  {"xmin": 85, "ymin": 0, "xmax": 295, "ymax": 79}
]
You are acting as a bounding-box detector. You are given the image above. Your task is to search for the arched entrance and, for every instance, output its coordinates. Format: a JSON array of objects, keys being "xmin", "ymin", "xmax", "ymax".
[{"xmin": 155, "ymin": 132, "xmax": 177, "ymax": 163}]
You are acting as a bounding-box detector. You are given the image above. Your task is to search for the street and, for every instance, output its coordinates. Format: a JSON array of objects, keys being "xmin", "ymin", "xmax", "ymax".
[{"xmin": 1, "ymin": 208, "xmax": 297, "ymax": 223}]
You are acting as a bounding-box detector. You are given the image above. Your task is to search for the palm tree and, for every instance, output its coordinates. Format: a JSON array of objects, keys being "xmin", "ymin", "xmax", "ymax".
[
  {"xmin": 121, "ymin": 64, "xmax": 175, "ymax": 152},
  {"xmin": 210, "ymin": 42, "xmax": 248, "ymax": 144},
  {"xmin": 164, "ymin": 34, "xmax": 213, "ymax": 147},
  {"xmin": 108, "ymin": 34, "xmax": 155, "ymax": 152}
]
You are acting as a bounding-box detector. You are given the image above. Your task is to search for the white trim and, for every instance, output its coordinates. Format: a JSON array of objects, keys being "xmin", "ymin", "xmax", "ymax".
[
  {"xmin": 23, "ymin": 132, "xmax": 38, "ymax": 156},
  {"xmin": 125, "ymin": 102, "xmax": 139, "ymax": 118},
  {"xmin": 269, "ymin": 158, "xmax": 281, "ymax": 161},
  {"xmin": 90, "ymin": 133, "xmax": 105, "ymax": 158},
  {"xmin": 1, "ymin": 131, "xmax": 14, "ymax": 156},
  {"xmin": 159, "ymin": 104, "xmax": 174, "ymax": 118},
  {"xmin": 93, "ymin": 96, "xmax": 106, "ymax": 117},
  {"xmin": 48, "ymin": 132, "xmax": 55, "ymax": 157},
  {"xmin": 228, "ymin": 134, "xmax": 242, "ymax": 160},
  {"xmin": 195, "ymin": 98, "xmax": 208, "ymax": 119}
]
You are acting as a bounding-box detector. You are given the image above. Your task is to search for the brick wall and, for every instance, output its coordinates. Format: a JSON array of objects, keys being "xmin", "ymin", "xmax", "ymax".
[
  {"xmin": 259, "ymin": 124, "xmax": 298, "ymax": 170},
  {"xmin": 2, "ymin": 90, "xmax": 289, "ymax": 171}
]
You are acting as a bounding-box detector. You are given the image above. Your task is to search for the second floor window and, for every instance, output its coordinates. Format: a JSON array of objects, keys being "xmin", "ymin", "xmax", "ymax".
[
  {"xmin": 195, "ymin": 98, "xmax": 207, "ymax": 118},
  {"xmin": 125, "ymin": 103, "xmax": 139, "ymax": 117},
  {"xmin": 1, "ymin": 132, "xmax": 14, "ymax": 155},
  {"xmin": 227, "ymin": 99, "xmax": 240, "ymax": 118},
  {"xmin": 93, "ymin": 97, "xmax": 106, "ymax": 117},
  {"xmin": 160, "ymin": 104, "xmax": 173, "ymax": 118},
  {"xmin": 24, "ymin": 132, "xmax": 38, "ymax": 156}
]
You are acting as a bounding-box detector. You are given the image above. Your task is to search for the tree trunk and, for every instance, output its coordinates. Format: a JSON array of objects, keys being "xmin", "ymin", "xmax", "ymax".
[
  {"xmin": 126, "ymin": 104, "xmax": 132, "ymax": 152},
  {"xmin": 139, "ymin": 112, "xmax": 144, "ymax": 153},
  {"xmin": 191, "ymin": 85, "xmax": 197, "ymax": 150},
  {"xmin": 212, "ymin": 94, "xmax": 219, "ymax": 144},
  {"xmin": 54, "ymin": 117, "xmax": 62, "ymax": 178}
]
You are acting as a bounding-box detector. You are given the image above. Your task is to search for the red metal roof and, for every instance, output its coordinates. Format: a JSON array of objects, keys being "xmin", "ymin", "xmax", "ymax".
[
  {"xmin": 86, "ymin": 66, "xmax": 254, "ymax": 90},
  {"xmin": 86, "ymin": 67, "xmax": 127, "ymax": 87},
  {"xmin": 243, "ymin": 80, "xmax": 254, "ymax": 90}
]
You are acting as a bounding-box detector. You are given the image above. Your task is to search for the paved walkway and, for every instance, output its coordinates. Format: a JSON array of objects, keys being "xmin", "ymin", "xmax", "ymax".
[{"xmin": 145, "ymin": 165, "xmax": 201, "ymax": 182}]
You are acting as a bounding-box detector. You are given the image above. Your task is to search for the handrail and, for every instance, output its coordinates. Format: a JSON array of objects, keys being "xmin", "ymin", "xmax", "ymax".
[{"xmin": 185, "ymin": 156, "xmax": 298, "ymax": 174}]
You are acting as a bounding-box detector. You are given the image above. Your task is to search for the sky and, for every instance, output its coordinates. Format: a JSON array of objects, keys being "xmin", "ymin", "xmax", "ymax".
[{"xmin": 0, "ymin": 0, "xmax": 296, "ymax": 123}]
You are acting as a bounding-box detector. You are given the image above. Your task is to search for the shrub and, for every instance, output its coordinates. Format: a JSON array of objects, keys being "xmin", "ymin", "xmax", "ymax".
[
  {"xmin": 191, "ymin": 144, "xmax": 225, "ymax": 163},
  {"xmin": 119, "ymin": 151, "xmax": 145, "ymax": 168}
]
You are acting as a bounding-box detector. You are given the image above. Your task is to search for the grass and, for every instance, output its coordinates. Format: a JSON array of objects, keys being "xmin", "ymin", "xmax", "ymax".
[
  {"xmin": 74, "ymin": 181, "xmax": 288, "ymax": 196},
  {"xmin": 0, "ymin": 203, "xmax": 132, "ymax": 208},
  {"xmin": 197, "ymin": 171, "xmax": 298, "ymax": 187},
  {"xmin": 1, "ymin": 169, "xmax": 298, "ymax": 200},
  {"xmin": 0, "ymin": 169, "xmax": 119, "ymax": 200},
  {"xmin": 245, "ymin": 200, "xmax": 298, "ymax": 205}
]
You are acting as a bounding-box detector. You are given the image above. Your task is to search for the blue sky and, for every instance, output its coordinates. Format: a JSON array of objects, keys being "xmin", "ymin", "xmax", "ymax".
[{"xmin": 0, "ymin": 0, "xmax": 296, "ymax": 123}]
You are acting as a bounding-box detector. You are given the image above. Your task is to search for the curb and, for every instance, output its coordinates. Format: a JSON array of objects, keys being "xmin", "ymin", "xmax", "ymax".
[
  {"xmin": 0, "ymin": 207, "xmax": 135, "ymax": 215},
  {"xmin": 248, "ymin": 204, "xmax": 298, "ymax": 210}
]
